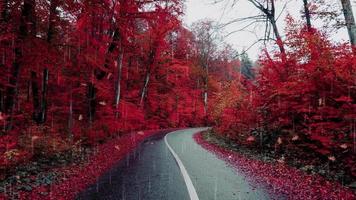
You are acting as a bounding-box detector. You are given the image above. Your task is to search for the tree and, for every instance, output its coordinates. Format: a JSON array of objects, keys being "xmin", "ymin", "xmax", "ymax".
[
  {"xmin": 240, "ymin": 52, "xmax": 255, "ymax": 79},
  {"xmin": 191, "ymin": 20, "xmax": 219, "ymax": 117},
  {"xmin": 302, "ymin": 0, "xmax": 312, "ymax": 30},
  {"xmin": 340, "ymin": 0, "xmax": 356, "ymax": 46}
]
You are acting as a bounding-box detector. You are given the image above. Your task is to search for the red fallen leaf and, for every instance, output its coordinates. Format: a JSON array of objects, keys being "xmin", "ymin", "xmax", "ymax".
[
  {"xmin": 114, "ymin": 145, "xmax": 120, "ymax": 151},
  {"xmin": 246, "ymin": 136, "xmax": 255, "ymax": 142},
  {"xmin": 31, "ymin": 136, "xmax": 40, "ymax": 141},
  {"xmin": 99, "ymin": 101, "xmax": 107, "ymax": 106},
  {"xmin": 194, "ymin": 132, "xmax": 356, "ymax": 200},
  {"xmin": 339, "ymin": 144, "xmax": 348, "ymax": 149},
  {"xmin": 328, "ymin": 156, "xmax": 336, "ymax": 162},
  {"xmin": 277, "ymin": 137, "xmax": 282, "ymax": 145},
  {"xmin": 292, "ymin": 135, "xmax": 299, "ymax": 141}
]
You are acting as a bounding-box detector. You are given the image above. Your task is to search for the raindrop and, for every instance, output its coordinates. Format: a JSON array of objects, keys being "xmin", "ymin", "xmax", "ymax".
[
  {"xmin": 126, "ymin": 154, "xmax": 130, "ymax": 167},
  {"xmin": 121, "ymin": 182, "xmax": 125, "ymax": 200},
  {"xmin": 214, "ymin": 177, "xmax": 218, "ymax": 200},
  {"xmin": 148, "ymin": 176, "xmax": 151, "ymax": 193},
  {"xmin": 109, "ymin": 171, "xmax": 112, "ymax": 185}
]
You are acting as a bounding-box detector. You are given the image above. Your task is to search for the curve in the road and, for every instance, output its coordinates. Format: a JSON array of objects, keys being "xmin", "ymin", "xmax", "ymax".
[
  {"xmin": 164, "ymin": 131, "xmax": 200, "ymax": 200},
  {"xmin": 78, "ymin": 128, "xmax": 272, "ymax": 200}
]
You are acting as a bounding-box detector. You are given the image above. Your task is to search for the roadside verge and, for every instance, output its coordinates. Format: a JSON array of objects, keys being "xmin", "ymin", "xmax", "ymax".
[
  {"xmin": 1, "ymin": 129, "xmax": 177, "ymax": 200},
  {"xmin": 194, "ymin": 131, "xmax": 356, "ymax": 200}
]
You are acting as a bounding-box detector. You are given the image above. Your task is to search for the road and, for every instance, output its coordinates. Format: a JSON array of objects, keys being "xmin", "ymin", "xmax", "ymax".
[{"xmin": 77, "ymin": 128, "xmax": 271, "ymax": 200}]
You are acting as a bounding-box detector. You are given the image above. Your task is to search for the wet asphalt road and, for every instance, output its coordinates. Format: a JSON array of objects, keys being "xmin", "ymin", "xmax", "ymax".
[{"xmin": 77, "ymin": 128, "xmax": 270, "ymax": 200}]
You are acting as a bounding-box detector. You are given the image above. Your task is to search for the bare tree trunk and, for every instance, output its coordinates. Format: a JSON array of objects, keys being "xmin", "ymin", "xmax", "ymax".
[
  {"xmin": 0, "ymin": 89, "xmax": 3, "ymax": 112},
  {"xmin": 340, "ymin": 0, "xmax": 356, "ymax": 46},
  {"xmin": 302, "ymin": 0, "xmax": 312, "ymax": 30},
  {"xmin": 1, "ymin": 0, "xmax": 9, "ymax": 23},
  {"xmin": 47, "ymin": 0, "xmax": 58, "ymax": 44},
  {"xmin": 204, "ymin": 63, "xmax": 209, "ymax": 116},
  {"xmin": 68, "ymin": 83, "xmax": 73, "ymax": 136},
  {"xmin": 87, "ymin": 82, "xmax": 96, "ymax": 124},
  {"xmin": 39, "ymin": 68, "xmax": 48, "ymax": 123},
  {"xmin": 249, "ymin": 0, "xmax": 286, "ymax": 61},
  {"xmin": 270, "ymin": 0, "xmax": 286, "ymax": 60},
  {"xmin": 115, "ymin": 49, "xmax": 124, "ymax": 118},
  {"xmin": 140, "ymin": 72, "xmax": 150, "ymax": 106}
]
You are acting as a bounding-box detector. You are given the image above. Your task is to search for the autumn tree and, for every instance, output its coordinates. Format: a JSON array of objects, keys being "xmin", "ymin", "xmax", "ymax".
[{"xmin": 191, "ymin": 20, "xmax": 220, "ymax": 117}]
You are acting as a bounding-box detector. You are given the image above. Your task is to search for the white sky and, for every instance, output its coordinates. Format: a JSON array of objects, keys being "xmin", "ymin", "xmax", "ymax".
[{"xmin": 183, "ymin": 0, "xmax": 356, "ymax": 60}]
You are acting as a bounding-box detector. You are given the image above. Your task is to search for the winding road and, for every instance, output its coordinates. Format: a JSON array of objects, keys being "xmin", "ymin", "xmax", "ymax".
[{"xmin": 77, "ymin": 128, "xmax": 270, "ymax": 200}]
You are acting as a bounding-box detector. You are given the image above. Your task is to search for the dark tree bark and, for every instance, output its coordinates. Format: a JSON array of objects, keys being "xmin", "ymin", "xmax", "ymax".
[
  {"xmin": 303, "ymin": 0, "xmax": 312, "ymax": 30},
  {"xmin": 87, "ymin": 82, "xmax": 96, "ymax": 123},
  {"xmin": 340, "ymin": 0, "xmax": 356, "ymax": 46},
  {"xmin": 47, "ymin": 0, "xmax": 58, "ymax": 43},
  {"xmin": 248, "ymin": 0, "xmax": 286, "ymax": 61},
  {"xmin": 0, "ymin": 89, "xmax": 3, "ymax": 112},
  {"xmin": 68, "ymin": 83, "xmax": 73, "ymax": 134},
  {"xmin": 5, "ymin": 0, "xmax": 36, "ymax": 129},
  {"xmin": 1, "ymin": 0, "xmax": 9, "ymax": 23},
  {"xmin": 269, "ymin": 0, "xmax": 286, "ymax": 59},
  {"xmin": 31, "ymin": 71, "xmax": 40, "ymax": 122},
  {"xmin": 39, "ymin": 68, "xmax": 49, "ymax": 123}
]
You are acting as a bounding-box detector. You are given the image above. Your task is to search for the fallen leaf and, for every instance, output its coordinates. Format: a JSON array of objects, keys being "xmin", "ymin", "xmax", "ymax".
[
  {"xmin": 114, "ymin": 145, "xmax": 120, "ymax": 151},
  {"xmin": 277, "ymin": 137, "xmax": 282, "ymax": 145},
  {"xmin": 328, "ymin": 156, "xmax": 336, "ymax": 162},
  {"xmin": 99, "ymin": 101, "xmax": 107, "ymax": 106},
  {"xmin": 246, "ymin": 136, "xmax": 255, "ymax": 142},
  {"xmin": 292, "ymin": 135, "xmax": 299, "ymax": 141},
  {"xmin": 32, "ymin": 136, "xmax": 40, "ymax": 141}
]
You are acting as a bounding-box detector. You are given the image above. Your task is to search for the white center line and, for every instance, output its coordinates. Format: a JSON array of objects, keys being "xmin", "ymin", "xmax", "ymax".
[{"xmin": 164, "ymin": 131, "xmax": 200, "ymax": 200}]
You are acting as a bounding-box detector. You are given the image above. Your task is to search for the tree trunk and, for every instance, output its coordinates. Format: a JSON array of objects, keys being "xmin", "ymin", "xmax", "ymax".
[
  {"xmin": 35, "ymin": 0, "xmax": 58, "ymax": 124},
  {"xmin": 1, "ymin": 0, "xmax": 9, "ymax": 23},
  {"xmin": 31, "ymin": 71, "xmax": 40, "ymax": 122},
  {"xmin": 87, "ymin": 82, "xmax": 96, "ymax": 123},
  {"xmin": 303, "ymin": 0, "xmax": 312, "ymax": 30},
  {"xmin": 140, "ymin": 72, "xmax": 150, "ymax": 106},
  {"xmin": 0, "ymin": 89, "xmax": 3, "ymax": 112},
  {"xmin": 269, "ymin": 0, "xmax": 286, "ymax": 60},
  {"xmin": 340, "ymin": 0, "xmax": 356, "ymax": 46},
  {"xmin": 115, "ymin": 50, "xmax": 124, "ymax": 118},
  {"xmin": 39, "ymin": 68, "xmax": 48, "ymax": 123},
  {"xmin": 47, "ymin": 0, "xmax": 58, "ymax": 43},
  {"xmin": 204, "ymin": 63, "xmax": 209, "ymax": 116},
  {"xmin": 5, "ymin": 0, "xmax": 36, "ymax": 130},
  {"xmin": 68, "ymin": 83, "xmax": 73, "ymax": 136}
]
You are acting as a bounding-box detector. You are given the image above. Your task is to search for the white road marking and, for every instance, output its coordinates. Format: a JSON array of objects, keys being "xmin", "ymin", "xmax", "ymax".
[{"xmin": 165, "ymin": 131, "xmax": 200, "ymax": 200}]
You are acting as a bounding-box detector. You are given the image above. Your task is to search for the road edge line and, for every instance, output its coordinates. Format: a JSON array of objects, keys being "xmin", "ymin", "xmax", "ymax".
[{"xmin": 164, "ymin": 131, "xmax": 200, "ymax": 200}]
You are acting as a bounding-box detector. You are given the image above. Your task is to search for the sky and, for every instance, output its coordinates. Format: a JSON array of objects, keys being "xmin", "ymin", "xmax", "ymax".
[{"xmin": 183, "ymin": 0, "xmax": 356, "ymax": 60}]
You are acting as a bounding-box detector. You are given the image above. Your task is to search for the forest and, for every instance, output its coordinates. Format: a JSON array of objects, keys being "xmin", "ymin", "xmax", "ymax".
[{"xmin": 0, "ymin": 0, "xmax": 355, "ymax": 199}]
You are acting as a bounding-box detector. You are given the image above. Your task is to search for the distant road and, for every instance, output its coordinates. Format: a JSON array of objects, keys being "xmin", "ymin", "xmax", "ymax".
[{"xmin": 77, "ymin": 128, "xmax": 270, "ymax": 200}]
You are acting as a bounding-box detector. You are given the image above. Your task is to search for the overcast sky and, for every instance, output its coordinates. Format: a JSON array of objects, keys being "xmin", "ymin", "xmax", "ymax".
[{"xmin": 183, "ymin": 0, "xmax": 356, "ymax": 60}]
